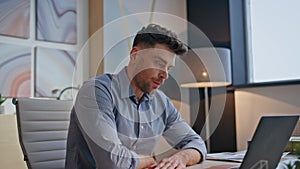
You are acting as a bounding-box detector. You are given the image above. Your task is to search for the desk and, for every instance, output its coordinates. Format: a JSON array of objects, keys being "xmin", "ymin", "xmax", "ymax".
[
  {"xmin": 187, "ymin": 156, "xmax": 300, "ymax": 169},
  {"xmin": 188, "ymin": 160, "xmax": 239, "ymax": 169},
  {"xmin": 0, "ymin": 114, "xmax": 27, "ymax": 169}
]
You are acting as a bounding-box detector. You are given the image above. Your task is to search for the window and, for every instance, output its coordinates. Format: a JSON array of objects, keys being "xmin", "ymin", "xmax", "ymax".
[{"xmin": 245, "ymin": 0, "xmax": 300, "ymax": 83}]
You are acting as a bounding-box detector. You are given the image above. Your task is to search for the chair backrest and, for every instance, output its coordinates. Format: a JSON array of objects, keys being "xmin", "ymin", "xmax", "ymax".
[{"xmin": 15, "ymin": 98, "xmax": 73, "ymax": 169}]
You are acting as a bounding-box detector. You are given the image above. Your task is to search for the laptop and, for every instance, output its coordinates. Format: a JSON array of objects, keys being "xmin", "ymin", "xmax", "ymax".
[{"xmin": 233, "ymin": 115, "xmax": 299, "ymax": 169}]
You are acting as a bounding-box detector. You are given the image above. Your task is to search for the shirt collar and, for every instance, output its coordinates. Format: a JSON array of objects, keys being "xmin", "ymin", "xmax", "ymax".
[{"xmin": 116, "ymin": 67, "xmax": 134, "ymax": 99}]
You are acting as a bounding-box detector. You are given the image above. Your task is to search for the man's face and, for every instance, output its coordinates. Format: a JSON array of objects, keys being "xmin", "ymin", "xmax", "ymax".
[{"xmin": 132, "ymin": 44, "xmax": 176, "ymax": 94}]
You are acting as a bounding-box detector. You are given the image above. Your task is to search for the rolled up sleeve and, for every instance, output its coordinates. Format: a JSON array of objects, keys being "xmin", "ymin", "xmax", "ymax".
[{"xmin": 162, "ymin": 98, "xmax": 207, "ymax": 162}]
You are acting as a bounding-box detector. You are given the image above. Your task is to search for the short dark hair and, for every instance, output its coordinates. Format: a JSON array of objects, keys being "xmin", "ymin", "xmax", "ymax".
[{"xmin": 132, "ymin": 24, "xmax": 187, "ymax": 55}]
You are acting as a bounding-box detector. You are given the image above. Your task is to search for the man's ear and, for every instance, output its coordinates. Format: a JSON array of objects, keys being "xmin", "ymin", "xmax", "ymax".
[{"xmin": 130, "ymin": 46, "xmax": 140, "ymax": 60}]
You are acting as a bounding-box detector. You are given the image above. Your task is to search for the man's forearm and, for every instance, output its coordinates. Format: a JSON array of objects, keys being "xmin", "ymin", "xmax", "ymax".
[{"xmin": 173, "ymin": 148, "xmax": 201, "ymax": 166}]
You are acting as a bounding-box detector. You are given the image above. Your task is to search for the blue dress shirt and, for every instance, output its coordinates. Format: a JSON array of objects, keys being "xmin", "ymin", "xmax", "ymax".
[{"xmin": 65, "ymin": 67, "xmax": 207, "ymax": 169}]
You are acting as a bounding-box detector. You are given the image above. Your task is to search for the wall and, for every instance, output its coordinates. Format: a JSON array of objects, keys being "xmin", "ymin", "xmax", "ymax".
[
  {"xmin": 88, "ymin": 0, "xmax": 104, "ymax": 76},
  {"xmin": 187, "ymin": 0, "xmax": 248, "ymax": 86},
  {"xmin": 103, "ymin": 0, "xmax": 187, "ymax": 74},
  {"xmin": 235, "ymin": 84, "xmax": 300, "ymax": 150}
]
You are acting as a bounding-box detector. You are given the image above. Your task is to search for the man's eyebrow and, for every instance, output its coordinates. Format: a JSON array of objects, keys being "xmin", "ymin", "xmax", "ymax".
[
  {"xmin": 155, "ymin": 56, "xmax": 175, "ymax": 68},
  {"xmin": 155, "ymin": 56, "xmax": 167, "ymax": 64}
]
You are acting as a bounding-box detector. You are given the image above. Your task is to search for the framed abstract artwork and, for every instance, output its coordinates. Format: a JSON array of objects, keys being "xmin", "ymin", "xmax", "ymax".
[
  {"xmin": 0, "ymin": 43, "xmax": 31, "ymax": 97},
  {"xmin": 35, "ymin": 47, "xmax": 77, "ymax": 97},
  {"xmin": 0, "ymin": 0, "xmax": 87, "ymax": 100},
  {"xmin": 36, "ymin": 0, "xmax": 77, "ymax": 44},
  {"xmin": 0, "ymin": 0, "xmax": 30, "ymax": 38}
]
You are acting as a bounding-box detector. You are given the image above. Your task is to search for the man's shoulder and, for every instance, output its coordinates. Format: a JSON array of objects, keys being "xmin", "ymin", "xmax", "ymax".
[
  {"xmin": 95, "ymin": 73, "xmax": 114, "ymax": 82},
  {"xmin": 76, "ymin": 74, "xmax": 115, "ymax": 96},
  {"xmin": 84, "ymin": 73, "xmax": 114, "ymax": 86}
]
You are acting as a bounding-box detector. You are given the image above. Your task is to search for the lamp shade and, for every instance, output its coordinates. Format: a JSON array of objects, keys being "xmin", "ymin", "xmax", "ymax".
[{"xmin": 180, "ymin": 47, "xmax": 232, "ymax": 88}]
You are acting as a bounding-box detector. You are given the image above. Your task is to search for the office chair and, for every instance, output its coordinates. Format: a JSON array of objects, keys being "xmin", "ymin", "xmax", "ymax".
[
  {"xmin": 53, "ymin": 86, "xmax": 79, "ymax": 100},
  {"xmin": 15, "ymin": 98, "xmax": 73, "ymax": 169}
]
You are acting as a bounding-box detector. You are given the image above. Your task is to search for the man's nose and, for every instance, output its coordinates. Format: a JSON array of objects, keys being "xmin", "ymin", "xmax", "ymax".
[{"xmin": 159, "ymin": 69, "xmax": 168, "ymax": 80}]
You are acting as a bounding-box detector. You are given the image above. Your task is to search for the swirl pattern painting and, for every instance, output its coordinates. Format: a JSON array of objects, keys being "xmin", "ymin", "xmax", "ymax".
[
  {"xmin": 37, "ymin": 0, "xmax": 77, "ymax": 44},
  {"xmin": 0, "ymin": 0, "xmax": 30, "ymax": 38},
  {"xmin": 35, "ymin": 47, "xmax": 77, "ymax": 97},
  {"xmin": 0, "ymin": 43, "xmax": 31, "ymax": 97}
]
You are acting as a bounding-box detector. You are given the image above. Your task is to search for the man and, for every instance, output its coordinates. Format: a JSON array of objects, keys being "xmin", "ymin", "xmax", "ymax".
[{"xmin": 65, "ymin": 24, "xmax": 207, "ymax": 169}]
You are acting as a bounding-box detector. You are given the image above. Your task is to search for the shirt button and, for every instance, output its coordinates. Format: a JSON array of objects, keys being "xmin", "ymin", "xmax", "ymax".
[{"xmin": 141, "ymin": 125, "xmax": 144, "ymax": 129}]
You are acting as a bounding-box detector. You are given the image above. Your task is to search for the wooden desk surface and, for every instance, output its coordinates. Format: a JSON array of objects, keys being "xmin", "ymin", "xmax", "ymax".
[
  {"xmin": 0, "ymin": 114, "xmax": 27, "ymax": 169},
  {"xmin": 188, "ymin": 160, "xmax": 240, "ymax": 169},
  {"xmin": 188, "ymin": 156, "xmax": 300, "ymax": 169}
]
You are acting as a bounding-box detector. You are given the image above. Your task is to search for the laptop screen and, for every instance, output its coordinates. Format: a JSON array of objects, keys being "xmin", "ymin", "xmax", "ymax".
[{"xmin": 240, "ymin": 115, "xmax": 299, "ymax": 169}]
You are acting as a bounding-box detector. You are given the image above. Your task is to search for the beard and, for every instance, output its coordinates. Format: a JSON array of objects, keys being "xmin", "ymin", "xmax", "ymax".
[
  {"xmin": 132, "ymin": 72, "xmax": 162, "ymax": 94},
  {"xmin": 133, "ymin": 75, "xmax": 154, "ymax": 94}
]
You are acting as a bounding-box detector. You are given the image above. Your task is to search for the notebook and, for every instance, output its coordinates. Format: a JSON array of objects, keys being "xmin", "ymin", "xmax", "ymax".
[{"xmin": 233, "ymin": 115, "xmax": 299, "ymax": 169}]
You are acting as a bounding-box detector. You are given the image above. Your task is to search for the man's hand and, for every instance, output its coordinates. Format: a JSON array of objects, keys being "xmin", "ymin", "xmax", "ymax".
[
  {"xmin": 154, "ymin": 154, "xmax": 186, "ymax": 169},
  {"xmin": 153, "ymin": 148, "xmax": 201, "ymax": 169},
  {"xmin": 137, "ymin": 154, "xmax": 156, "ymax": 169}
]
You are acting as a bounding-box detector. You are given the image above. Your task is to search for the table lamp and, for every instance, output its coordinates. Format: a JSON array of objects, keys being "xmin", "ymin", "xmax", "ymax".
[{"xmin": 180, "ymin": 47, "xmax": 232, "ymax": 152}]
